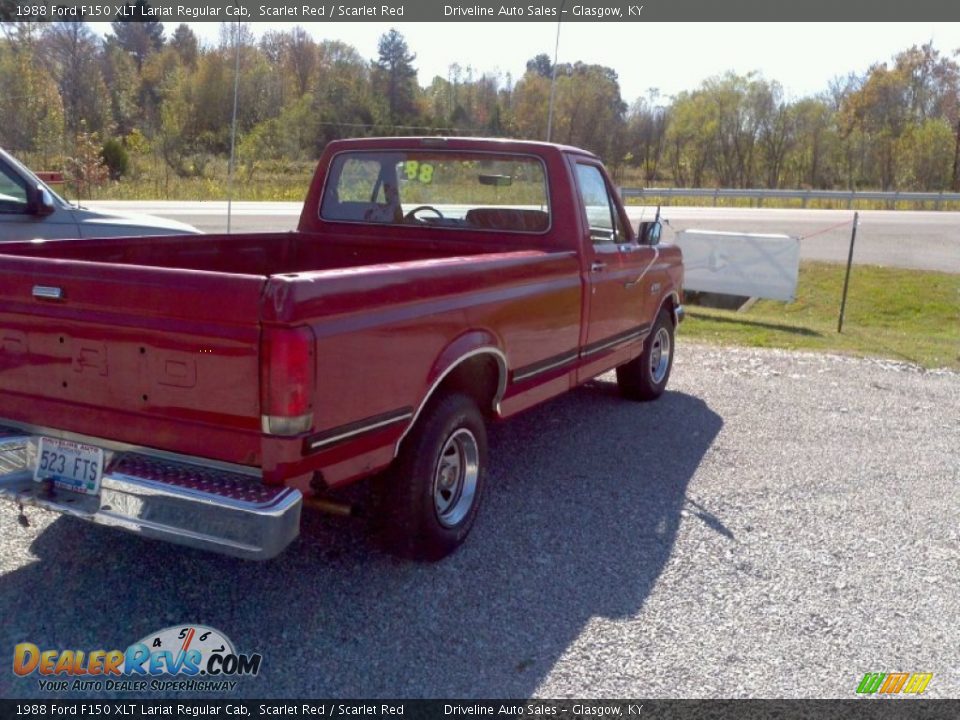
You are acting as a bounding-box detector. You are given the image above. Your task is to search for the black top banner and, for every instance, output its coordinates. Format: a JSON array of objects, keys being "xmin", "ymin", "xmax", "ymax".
[
  {"xmin": 6, "ymin": 0, "xmax": 960, "ymax": 22},
  {"xmin": 2, "ymin": 701, "xmax": 960, "ymax": 720}
]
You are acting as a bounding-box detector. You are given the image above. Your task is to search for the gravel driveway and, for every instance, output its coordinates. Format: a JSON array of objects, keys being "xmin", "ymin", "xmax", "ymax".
[{"xmin": 1, "ymin": 343, "xmax": 957, "ymax": 698}]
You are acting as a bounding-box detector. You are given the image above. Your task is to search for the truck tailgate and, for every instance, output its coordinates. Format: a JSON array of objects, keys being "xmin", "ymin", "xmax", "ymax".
[{"xmin": 0, "ymin": 256, "xmax": 267, "ymax": 467}]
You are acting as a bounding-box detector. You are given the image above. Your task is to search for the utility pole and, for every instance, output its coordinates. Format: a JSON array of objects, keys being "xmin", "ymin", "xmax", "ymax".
[
  {"xmin": 952, "ymin": 118, "xmax": 960, "ymax": 193},
  {"xmin": 227, "ymin": 21, "xmax": 241, "ymax": 234},
  {"xmin": 546, "ymin": 0, "xmax": 567, "ymax": 142}
]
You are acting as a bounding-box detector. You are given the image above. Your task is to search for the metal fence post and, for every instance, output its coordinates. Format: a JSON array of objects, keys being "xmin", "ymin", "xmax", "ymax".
[{"xmin": 837, "ymin": 212, "xmax": 859, "ymax": 334}]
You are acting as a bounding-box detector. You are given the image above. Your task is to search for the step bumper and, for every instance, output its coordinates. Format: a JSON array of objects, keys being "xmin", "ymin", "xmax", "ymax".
[{"xmin": 0, "ymin": 424, "xmax": 301, "ymax": 560}]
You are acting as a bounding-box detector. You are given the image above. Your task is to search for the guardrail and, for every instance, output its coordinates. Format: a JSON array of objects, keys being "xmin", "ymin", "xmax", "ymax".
[{"xmin": 619, "ymin": 186, "xmax": 960, "ymax": 209}]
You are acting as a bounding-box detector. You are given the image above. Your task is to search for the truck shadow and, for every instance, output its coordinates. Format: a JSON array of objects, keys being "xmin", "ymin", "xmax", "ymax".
[{"xmin": 0, "ymin": 380, "xmax": 722, "ymax": 698}]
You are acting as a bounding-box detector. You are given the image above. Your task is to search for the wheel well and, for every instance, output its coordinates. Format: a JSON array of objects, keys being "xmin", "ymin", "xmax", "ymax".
[
  {"xmin": 660, "ymin": 294, "xmax": 678, "ymax": 326},
  {"xmin": 434, "ymin": 354, "xmax": 502, "ymax": 418}
]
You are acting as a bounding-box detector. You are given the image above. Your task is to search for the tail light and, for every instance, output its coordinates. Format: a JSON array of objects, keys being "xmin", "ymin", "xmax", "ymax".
[{"xmin": 260, "ymin": 325, "xmax": 315, "ymax": 436}]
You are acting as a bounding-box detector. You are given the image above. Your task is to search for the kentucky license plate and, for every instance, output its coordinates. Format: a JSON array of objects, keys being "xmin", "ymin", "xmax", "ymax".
[{"xmin": 34, "ymin": 437, "xmax": 104, "ymax": 495}]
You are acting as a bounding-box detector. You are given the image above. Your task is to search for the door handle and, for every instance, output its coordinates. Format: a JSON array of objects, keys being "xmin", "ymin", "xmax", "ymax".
[{"xmin": 590, "ymin": 261, "xmax": 607, "ymax": 272}]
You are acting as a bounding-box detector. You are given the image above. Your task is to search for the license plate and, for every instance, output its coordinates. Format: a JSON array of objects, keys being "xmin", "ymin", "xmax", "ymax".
[{"xmin": 34, "ymin": 438, "xmax": 104, "ymax": 495}]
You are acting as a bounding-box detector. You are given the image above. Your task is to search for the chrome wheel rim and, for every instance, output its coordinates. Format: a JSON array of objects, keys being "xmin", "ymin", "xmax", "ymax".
[
  {"xmin": 433, "ymin": 428, "xmax": 479, "ymax": 528},
  {"xmin": 649, "ymin": 327, "xmax": 671, "ymax": 384}
]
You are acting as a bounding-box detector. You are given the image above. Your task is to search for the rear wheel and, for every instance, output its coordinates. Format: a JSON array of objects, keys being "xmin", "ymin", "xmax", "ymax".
[
  {"xmin": 375, "ymin": 393, "xmax": 487, "ymax": 560},
  {"xmin": 617, "ymin": 308, "xmax": 675, "ymax": 401}
]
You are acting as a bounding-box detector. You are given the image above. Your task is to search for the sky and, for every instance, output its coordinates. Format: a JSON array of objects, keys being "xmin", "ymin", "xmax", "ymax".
[{"xmin": 90, "ymin": 21, "xmax": 960, "ymax": 104}]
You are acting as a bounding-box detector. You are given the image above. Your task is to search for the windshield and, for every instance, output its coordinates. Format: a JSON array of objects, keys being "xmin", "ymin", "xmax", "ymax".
[{"xmin": 320, "ymin": 150, "xmax": 550, "ymax": 233}]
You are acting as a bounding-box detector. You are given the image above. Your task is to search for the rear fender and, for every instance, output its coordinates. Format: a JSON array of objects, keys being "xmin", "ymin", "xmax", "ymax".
[{"xmin": 395, "ymin": 331, "xmax": 507, "ymax": 455}]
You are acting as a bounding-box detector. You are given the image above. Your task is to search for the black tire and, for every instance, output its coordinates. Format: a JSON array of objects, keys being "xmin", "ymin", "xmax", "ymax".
[
  {"xmin": 617, "ymin": 308, "xmax": 675, "ymax": 401},
  {"xmin": 375, "ymin": 393, "xmax": 487, "ymax": 561}
]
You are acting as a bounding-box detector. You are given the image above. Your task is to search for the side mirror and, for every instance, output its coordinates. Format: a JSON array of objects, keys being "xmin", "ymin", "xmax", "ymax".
[
  {"xmin": 639, "ymin": 220, "xmax": 662, "ymax": 246},
  {"xmin": 31, "ymin": 184, "xmax": 56, "ymax": 216}
]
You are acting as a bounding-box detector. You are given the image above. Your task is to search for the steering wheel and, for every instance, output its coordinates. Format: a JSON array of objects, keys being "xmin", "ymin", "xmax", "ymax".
[{"xmin": 404, "ymin": 205, "xmax": 444, "ymax": 222}]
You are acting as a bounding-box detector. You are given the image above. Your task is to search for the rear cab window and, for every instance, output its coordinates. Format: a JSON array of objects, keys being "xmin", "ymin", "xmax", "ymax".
[{"xmin": 320, "ymin": 150, "xmax": 550, "ymax": 233}]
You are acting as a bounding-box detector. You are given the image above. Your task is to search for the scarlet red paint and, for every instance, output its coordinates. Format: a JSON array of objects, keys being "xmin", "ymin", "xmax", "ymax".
[{"xmin": 0, "ymin": 137, "xmax": 682, "ymax": 493}]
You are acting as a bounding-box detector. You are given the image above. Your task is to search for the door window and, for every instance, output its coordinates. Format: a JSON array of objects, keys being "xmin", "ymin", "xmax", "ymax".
[{"xmin": 575, "ymin": 163, "xmax": 625, "ymax": 245}]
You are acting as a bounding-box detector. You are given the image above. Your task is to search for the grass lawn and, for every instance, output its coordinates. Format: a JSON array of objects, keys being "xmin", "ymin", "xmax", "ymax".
[{"xmin": 681, "ymin": 262, "xmax": 960, "ymax": 370}]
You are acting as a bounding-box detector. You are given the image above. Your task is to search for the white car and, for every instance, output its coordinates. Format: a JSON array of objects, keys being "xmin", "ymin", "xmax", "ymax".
[{"xmin": 0, "ymin": 148, "xmax": 200, "ymax": 241}]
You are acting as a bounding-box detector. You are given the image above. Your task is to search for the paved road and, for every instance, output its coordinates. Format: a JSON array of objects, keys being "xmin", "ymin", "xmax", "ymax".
[
  {"xmin": 654, "ymin": 206, "xmax": 960, "ymax": 274},
  {"xmin": 86, "ymin": 201, "xmax": 960, "ymax": 273},
  {"xmin": 2, "ymin": 344, "xmax": 957, "ymax": 698}
]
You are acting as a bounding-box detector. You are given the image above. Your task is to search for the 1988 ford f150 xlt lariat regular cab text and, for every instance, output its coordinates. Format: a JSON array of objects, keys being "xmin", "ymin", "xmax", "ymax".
[{"xmin": 0, "ymin": 137, "xmax": 683, "ymax": 560}]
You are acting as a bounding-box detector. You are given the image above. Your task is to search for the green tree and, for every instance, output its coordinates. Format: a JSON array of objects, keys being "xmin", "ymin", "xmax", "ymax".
[
  {"xmin": 788, "ymin": 97, "xmax": 839, "ymax": 188},
  {"xmin": 109, "ymin": 1, "xmax": 164, "ymax": 71},
  {"xmin": 510, "ymin": 70, "xmax": 550, "ymax": 140},
  {"xmin": 892, "ymin": 42, "xmax": 959, "ymax": 122},
  {"xmin": 66, "ymin": 127, "xmax": 109, "ymax": 200},
  {"xmin": 169, "ymin": 24, "xmax": 198, "ymax": 68},
  {"xmin": 0, "ymin": 35, "xmax": 64, "ymax": 161},
  {"xmin": 287, "ymin": 26, "xmax": 316, "ymax": 98},
  {"xmin": 307, "ymin": 40, "xmax": 382, "ymax": 147},
  {"xmin": 836, "ymin": 45, "xmax": 959, "ymax": 190},
  {"xmin": 625, "ymin": 92, "xmax": 670, "ymax": 183},
  {"xmin": 702, "ymin": 72, "xmax": 765, "ymax": 187},
  {"xmin": 39, "ymin": 22, "xmax": 110, "ymax": 136},
  {"xmin": 373, "ymin": 28, "xmax": 419, "ymax": 126},
  {"xmin": 238, "ymin": 94, "xmax": 314, "ymax": 179},
  {"xmin": 101, "ymin": 43, "xmax": 140, "ymax": 136},
  {"xmin": 755, "ymin": 80, "xmax": 795, "ymax": 188},
  {"xmin": 840, "ymin": 63, "xmax": 908, "ymax": 189},
  {"xmin": 511, "ymin": 60, "xmax": 627, "ymax": 158},
  {"xmin": 663, "ymin": 89, "xmax": 715, "ymax": 187},
  {"xmin": 525, "ymin": 53, "xmax": 553, "ymax": 79},
  {"xmin": 138, "ymin": 45, "xmax": 185, "ymax": 138},
  {"xmin": 100, "ymin": 137, "xmax": 130, "ymax": 179},
  {"xmin": 425, "ymin": 65, "xmax": 505, "ymax": 133},
  {"xmin": 155, "ymin": 64, "xmax": 195, "ymax": 178},
  {"xmin": 550, "ymin": 63, "xmax": 627, "ymax": 160},
  {"xmin": 898, "ymin": 117, "xmax": 955, "ymax": 190}
]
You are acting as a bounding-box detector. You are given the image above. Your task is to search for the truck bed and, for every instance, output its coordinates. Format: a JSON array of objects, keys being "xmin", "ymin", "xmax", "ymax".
[
  {"xmin": 0, "ymin": 230, "xmax": 518, "ymax": 276},
  {"xmin": 0, "ymin": 232, "xmax": 573, "ymax": 472}
]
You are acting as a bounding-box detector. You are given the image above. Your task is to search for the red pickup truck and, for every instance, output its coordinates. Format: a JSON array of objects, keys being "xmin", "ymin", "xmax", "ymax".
[{"xmin": 0, "ymin": 137, "xmax": 683, "ymax": 561}]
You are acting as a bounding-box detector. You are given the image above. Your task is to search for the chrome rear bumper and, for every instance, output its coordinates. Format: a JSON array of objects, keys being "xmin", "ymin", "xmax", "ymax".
[{"xmin": 0, "ymin": 424, "xmax": 300, "ymax": 560}]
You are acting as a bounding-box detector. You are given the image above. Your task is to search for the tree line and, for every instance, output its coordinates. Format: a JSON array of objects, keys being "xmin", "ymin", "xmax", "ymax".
[{"xmin": 2, "ymin": 14, "xmax": 959, "ymax": 193}]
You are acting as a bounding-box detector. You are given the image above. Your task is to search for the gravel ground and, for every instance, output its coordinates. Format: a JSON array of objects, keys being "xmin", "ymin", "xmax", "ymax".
[{"xmin": 0, "ymin": 343, "xmax": 957, "ymax": 699}]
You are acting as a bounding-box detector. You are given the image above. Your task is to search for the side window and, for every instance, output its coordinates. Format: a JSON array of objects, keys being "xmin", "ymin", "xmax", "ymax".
[
  {"xmin": 335, "ymin": 158, "xmax": 382, "ymax": 202},
  {"xmin": 574, "ymin": 163, "xmax": 625, "ymax": 245},
  {"xmin": 0, "ymin": 163, "xmax": 29, "ymax": 214}
]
